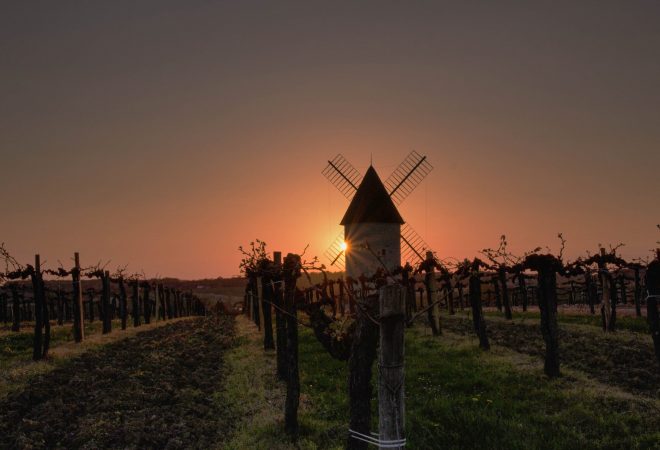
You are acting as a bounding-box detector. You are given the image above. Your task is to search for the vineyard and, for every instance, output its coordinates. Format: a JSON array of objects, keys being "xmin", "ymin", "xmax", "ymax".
[{"xmin": 1, "ymin": 236, "xmax": 659, "ymax": 449}]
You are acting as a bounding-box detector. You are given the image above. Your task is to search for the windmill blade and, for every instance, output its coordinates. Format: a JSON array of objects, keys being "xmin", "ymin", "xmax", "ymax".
[
  {"xmin": 385, "ymin": 150, "xmax": 433, "ymax": 205},
  {"xmin": 322, "ymin": 154, "xmax": 363, "ymax": 200},
  {"xmin": 400, "ymin": 223, "xmax": 432, "ymax": 264},
  {"xmin": 323, "ymin": 231, "xmax": 346, "ymax": 269}
]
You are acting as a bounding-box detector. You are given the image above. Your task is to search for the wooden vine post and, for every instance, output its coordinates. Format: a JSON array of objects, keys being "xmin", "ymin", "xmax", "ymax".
[
  {"xmin": 499, "ymin": 267, "xmax": 513, "ymax": 320},
  {"xmin": 256, "ymin": 272, "xmax": 265, "ymax": 331},
  {"xmin": 457, "ymin": 280, "xmax": 464, "ymax": 311},
  {"xmin": 31, "ymin": 254, "xmax": 46, "ymax": 360},
  {"xmin": 469, "ymin": 265, "xmax": 489, "ymax": 350},
  {"xmin": 153, "ymin": 283, "xmax": 160, "ymax": 321},
  {"xmin": 492, "ymin": 276, "xmax": 502, "ymax": 312},
  {"xmin": 517, "ymin": 270, "xmax": 528, "ymax": 312},
  {"xmin": 531, "ymin": 255, "xmax": 560, "ymax": 377},
  {"xmin": 72, "ymin": 253, "xmax": 85, "ymax": 341},
  {"xmin": 584, "ymin": 269, "xmax": 596, "ymax": 315},
  {"xmin": 378, "ymin": 284, "xmax": 406, "ymax": 449},
  {"xmin": 272, "ymin": 251, "xmax": 287, "ymax": 380},
  {"xmin": 282, "ymin": 253, "xmax": 301, "ymax": 437},
  {"xmin": 619, "ymin": 274, "xmax": 626, "ymax": 305},
  {"xmin": 130, "ymin": 280, "xmax": 140, "ymax": 327},
  {"xmin": 634, "ymin": 266, "xmax": 643, "ymax": 318},
  {"xmin": 645, "ymin": 255, "xmax": 660, "ymax": 363},
  {"xmin": 260, "ymin": 259, "xmax": 275, "ymax": 351},
  {"xmin": 347, "ymin": 291, "xmax": 380, "ymax": 450},
  {"xmin": 423, "ymin": 251, "xmax": 441, "ymax": 335},
  {"xmin": 101, "ymin": 270, "xmax": 112, "ymax": 334},
  {"xmin": 142, "ymin": 282, "xmax": 151, "ymax": 325},
  {"xmin": 445, "ymin": 274, "xmax": 455, "ymax": 315},
  {"xmin": 10, "ymin": 285, "xmax": 20, "ymax": 332},
  {"xmin": 609, "ymin": 272, "xmax": 619, "ymax": 331},
  {"xmin": 598, "ymin": 248, "xmax": 613, "ymax": 332},
  {"xmin": 118, "ymin": 276, "xmax": 127, "ymax": 330}
]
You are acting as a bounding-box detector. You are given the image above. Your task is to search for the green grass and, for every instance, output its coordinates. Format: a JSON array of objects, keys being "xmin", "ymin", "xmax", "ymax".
[
  {"xmin": 293, "ymin": 326, "xmax": 660, "ymax": 449},
  {"xmin": 0, "ymin": 320, "xmax": 124, "ymax": 364},
  {"xmin": 481, "ymin": 310, "xmax": 650, "ymax": 333}
]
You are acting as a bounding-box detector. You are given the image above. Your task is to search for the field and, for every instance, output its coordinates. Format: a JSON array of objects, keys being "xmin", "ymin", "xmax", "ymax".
[
  {"xmin": 0, "ymin": 316, "xmax": 235, "ymax": 449},
  {"xmin": 227, "ymin": 313, "xmax": 660, "ymax": 449},
  {"xmin": 1, "ymin": 307, "xmax": 658, "ymax": 449}
]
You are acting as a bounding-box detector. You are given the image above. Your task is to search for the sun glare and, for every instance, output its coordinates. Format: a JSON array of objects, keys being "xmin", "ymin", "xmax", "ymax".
[{"xmin": 341, "ymin": 241, "xmax": 348, "ymax": 251}]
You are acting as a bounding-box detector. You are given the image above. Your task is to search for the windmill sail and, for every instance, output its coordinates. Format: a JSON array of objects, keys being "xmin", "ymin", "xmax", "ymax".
[
  {"xmin": 322, "ymin": 152, "xmax": 435, "ymax": 267},
  {"xmin": 322, "ymin": 154, "xmax": 363, "ymax": 200},
  {"xmin": 400, "ymin": 223, "xmax": 432, "ymax": 264},
  {"xmin": 384, "ymin": 150, "xmax": 433, "ymax": 205},
  {"xmin": 323, "ymin": 231, "xmax": 346, "ymax": 269}
]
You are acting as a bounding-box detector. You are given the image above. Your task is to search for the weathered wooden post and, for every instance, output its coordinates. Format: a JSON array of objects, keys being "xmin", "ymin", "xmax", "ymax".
[
  {"xmin": 498, "ymin": 267, "xmax": 512, "ymax": 319},
  {"xmin": 243, "ymin": 283, "xmax": 250, "ymax": 318},
  {"xmin": 598, "ymin": 248, "xmax": 613, "ymax": 332},
  {"xmin": 378, "ymin": 284, "xmax": 406, "ymax": 449},
  {"xmin": 457, "ymin": 280, "xmax": 464, "ymax": 311},
  {"xmin": 283, "ymin": 253, "xmax": 301, "ymax": 437},
  {"xmin": 272, "ymin": 251, "xmax": 287, "ymax": 380},
  {"xmin": 261, "ymin": 259, "xmax": 275, "ymax": 351},
  {"xmin": 423, "ymin": 251, "xmax": 441, "ymax": 335},
  {"xmin": 118, "ymin": 277, "xmax": 127, "ymax": 330},
  {"xmin": 101, "ymin": 271, "xmax": 112, "ymax": 334},
  {"xmin": 32, "ymin": 254, "xmax": 43, "ymax": 360},
  {"xmin": 160, "ymin": 284, "xmax": 167, "ymax": 320},
  {"xmin": 518, "ymin": 271, "xmax": 528, "ymax": 312},
  {"xmin": 142, "ymin": 282, "xmax": 151, "ymax": 325},
  {"xmin": 533, "ymin": 256, "xmax": 560, "ymax": 377},
  {"xmin": 417, "ymin": 286, "xmax": 424, "ymax": 311},
  {"xmin": 585, "ymin": 270, "xmax": 596, "ymax": 315},
  {"xmin": 347, "ymin": 291, "xmax": 379, "ymax": 450},
  {"xmin": 469, "ymin": 267, "xmax": 489, "ymax": 350},
  {"xmin": 634, "ymin": 266, "xmax": 642, "ymax": 317},
  {"xmin": 165, "ymin": 287, "xmax": 172, "ymax": 320},
  {"xmin": 610, "ymin": 272, "xmax": 619, "ymax": 331},
  {"xmin": 619, "ymin": 273, "xmax": 627, "ymax": 305},
  {"xmin": 492, "ymin": 276, "xmax": 502, "ymax": 312},
  {"xmin": 31, "ymin": 254, "xmax": 46, "ymax": 360},
  {"xmin": 257, "ymin": 272, "xmax": 265, "ymax": 330},
  {"xmin": 56, "ymin": 287, "xmax": 64, "ymax": 326},
  {"xmin": 131, "ymin": 280, "xmax": 140, "ymax": 327},
  {"xmin": 10, "ymin": 285, "xmax": 21, "ymax": 332},
  {"xmin": 153, "ymin": 283, "xmax": 160, "ymax": 321},
  {"xmin": 86, "ymin": 290, "xmax": 95, "ymax": 322},
  {"xmin": 645, "ymin": 257, "xmax": 660, "ymax": 362},
  {"xmin": 445, "ymin": 275, "xmax": 455, "ymax": 315}
]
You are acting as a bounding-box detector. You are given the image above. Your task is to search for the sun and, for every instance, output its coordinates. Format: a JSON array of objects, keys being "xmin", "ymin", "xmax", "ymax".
[{"xmin": 340, "ymin": 241, "xmax": 348, "ymax": 251}]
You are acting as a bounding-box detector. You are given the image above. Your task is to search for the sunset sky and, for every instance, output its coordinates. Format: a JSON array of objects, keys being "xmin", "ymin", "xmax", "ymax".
[{"xmin": 1, "ymin": 1, "xmax": 659, "ymax": 278}]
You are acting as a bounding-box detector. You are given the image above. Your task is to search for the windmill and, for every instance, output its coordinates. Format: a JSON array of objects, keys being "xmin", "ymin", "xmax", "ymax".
[{"xmin": 322, "ymin": 151, "xmax": 433, "ymax": 276}]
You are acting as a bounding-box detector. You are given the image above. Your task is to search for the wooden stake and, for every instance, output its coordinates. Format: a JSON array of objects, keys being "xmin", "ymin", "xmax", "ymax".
[
  {"xmin": 378, "ymin": 284, "xmax": 406, "ymax": 449},
  {"xmin": 598, "ymin": 248, "xmax": 612, "ymax": 332},
  {"xmin": 101, "ymin": 271, "xmax": 111, "ymax": 334},
  {"xmin": 32, "ymin": 254, "xmax": 44, "ymax": 360},
  {"xmin": 72, "ymin": 253, "xmax": 85, "ymax": 342}
]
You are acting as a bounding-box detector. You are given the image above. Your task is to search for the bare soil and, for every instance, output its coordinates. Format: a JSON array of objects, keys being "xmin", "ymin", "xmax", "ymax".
[{"xmin": 0, "ymin": 315, "xmax": 235, "ymax": 449}]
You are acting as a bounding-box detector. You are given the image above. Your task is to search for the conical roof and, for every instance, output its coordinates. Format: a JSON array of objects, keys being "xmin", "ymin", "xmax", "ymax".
[{"xmin": 340, "ymin": 166, "xmax": 404, "ymax": 225}]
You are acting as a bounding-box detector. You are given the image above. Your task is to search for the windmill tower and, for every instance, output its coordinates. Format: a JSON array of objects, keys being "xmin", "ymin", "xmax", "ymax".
[
  {"xmin": 323, "ymin": 151, "xmax": 434, "ymax": 277},
  {"xmin": 341, "ymin": 166, "xmax": 404, "ymax": 278}
]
